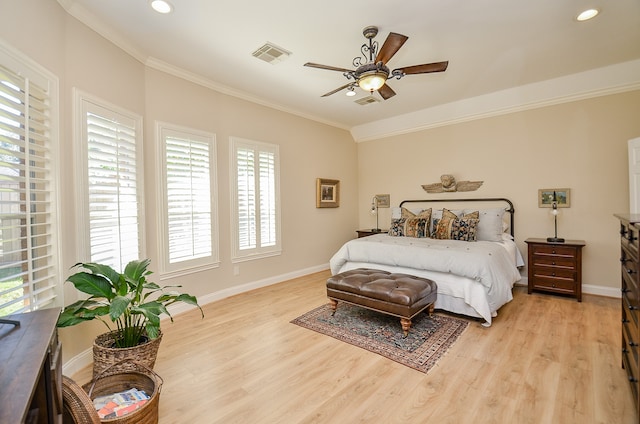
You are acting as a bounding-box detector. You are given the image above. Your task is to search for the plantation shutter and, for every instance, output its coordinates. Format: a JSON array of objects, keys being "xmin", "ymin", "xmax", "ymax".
[
  {"xmin": 165, "ymin": 134, "xmax": 212, "ymax": 263},
  {"xmin": 85, "ymin": 104, "xmax": 141, "ymax": 271},
  {"xmin": 237, "ymin": 146, "xmax": 256, "ymax": 250},
  {"xmin": 231, "ymin": 137, "xmax": 280, "ymax": 261},
  {"xmin": 258, "ymin": 150, "xmax": 276, "ymax": 247},
  {"xmin": 0, "ymin": 61, "xmax": 58, "ymax": 315}
]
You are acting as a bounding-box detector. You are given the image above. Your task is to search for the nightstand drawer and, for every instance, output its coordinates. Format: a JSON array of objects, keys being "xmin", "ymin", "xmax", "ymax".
[
  {"xmin": 530, "ymin": 257, "xmax": 577, "ymax": 270},
  {"xmin": 531, "ymin": 266, "xmax": 576, "ymax": 281},
  {"xmin": 529, "ymin": 243, "xmax": 579, "ymax": 258},
  {"xmin": 530, "ymin": 276, "xmax": 576, "ymax": 292}
]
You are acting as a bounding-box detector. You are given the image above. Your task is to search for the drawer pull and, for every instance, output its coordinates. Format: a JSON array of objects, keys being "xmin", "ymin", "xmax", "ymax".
[
  {"xmin": 622, "ymin": 288, "xmax": 630, "ymax": 293},
  {"xmin": 623, "ymin": 347, "xmax": 629, "ymax": 354},
  {"xmin": 630, "ymin": 375, "xmax": 639, "ymax": 383},
  {"xmin": 623, "ymin": 318, "xmax": 630, "ymax": 323},
  {"xmin": 621, "ymin": 257, "xmax": 631, "ymax": 263},
  {"xmin": 630, "ymin": 341, "xmax": 639, "ymax": 347},
  {"xmin": 627, "ymin": 269, "xmax": 636, "ymax": 275},
  {"xmin": 622, "ymin": 228, "xmax": 629, "ymax": 236},
  {"xmin": 629, "ymin": 234, "xmax": 638, "ymax": 242},
  {"xmin": 629, "ymin": 305, "xmax": 638, "ymax": 311}
]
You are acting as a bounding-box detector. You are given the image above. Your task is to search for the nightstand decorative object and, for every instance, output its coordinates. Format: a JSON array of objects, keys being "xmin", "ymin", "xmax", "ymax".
[
  {"xmin": 356, "ymin": 229, "xmax": 386, "ymax": 238},
  {"xmin": 525, "ymin": 238, "xmax": 585, "ymax": 301}
]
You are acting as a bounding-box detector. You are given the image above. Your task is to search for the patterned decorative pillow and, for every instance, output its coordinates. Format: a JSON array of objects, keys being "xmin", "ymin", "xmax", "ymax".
[
  {"xmin": 451, "ymin": 217, "xmax": 479, "ymax": 241},
  {"xmin": 432, "ymin": 209, "xmax": 459, "ymax": 239},
  {"xmin": 389, "ymin": 208, "xmax": 432, "ymax": 237},
  {"xmin": 405, "ymin": 208, "xmax": 432, "ymax": 238},
  {"xmin": 388, "ymin": 217, "xmax": 407, "ymax": 236},
  {"xmin": 463, "ymin": 210, "xmax": 479, "ymax": 220}
]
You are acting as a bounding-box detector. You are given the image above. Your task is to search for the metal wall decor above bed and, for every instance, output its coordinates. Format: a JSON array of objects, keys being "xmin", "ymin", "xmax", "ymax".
[{"xmin": 398, "ymin": 198, "xmax": 515, "ymax": 238}]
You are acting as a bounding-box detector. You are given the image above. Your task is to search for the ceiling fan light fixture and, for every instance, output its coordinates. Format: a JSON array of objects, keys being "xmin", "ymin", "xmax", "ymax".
[
  {"xmin": 358, "ymin": 71, "xmax": 387, "ymax": 92},
  {"xmin": 150, "ymin": 0, "xmax": 173, "ymax": 14},
  {"xmin": 346, "ymin": 87, "xmax": 356, "ymax": 97}
]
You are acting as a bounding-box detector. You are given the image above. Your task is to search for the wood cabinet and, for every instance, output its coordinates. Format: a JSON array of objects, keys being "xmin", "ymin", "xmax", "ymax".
[
  {"xmin": 615, "ymin": 214, "xmax": 640, "ymax": 419},
  {"xmin": 525, "ymin": 238, "xmax": 585, "ymax": 302},
  {"xmin": 0, "ymin": 308, "xmax": 62, "ymax": 424},
  {"xmin": 356, "ymin": 229, "xmax": 386, "ymax": 238}
]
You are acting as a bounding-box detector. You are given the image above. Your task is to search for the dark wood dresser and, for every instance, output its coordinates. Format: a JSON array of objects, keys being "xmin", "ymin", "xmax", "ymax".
[
  {"xmin": 525, "ymin": 238, "xmax": 585, "ymax": 301},
  {"xmin": 615, "ymin": 214, "xmax": 640, "ymax": 417},
  {"xmin": 0, "ymin": 308, "xmax": 62, "ymax": 423}
]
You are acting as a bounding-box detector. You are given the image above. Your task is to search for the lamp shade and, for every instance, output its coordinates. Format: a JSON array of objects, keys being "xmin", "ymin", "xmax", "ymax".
[{"xmin": 358, "ymin": 71, "xmax": 387, "ymax": 91}]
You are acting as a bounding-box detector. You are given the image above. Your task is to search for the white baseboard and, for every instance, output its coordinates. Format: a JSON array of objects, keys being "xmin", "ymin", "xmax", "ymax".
[{"xmin": 61, "ymin": 263, "xmax": 330, "ymax": 376}]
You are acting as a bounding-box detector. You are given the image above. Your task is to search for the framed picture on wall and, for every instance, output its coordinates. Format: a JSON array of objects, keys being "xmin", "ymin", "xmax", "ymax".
[
  {"xmin": 538, "ymin": 188, "xmax": 571, "ymax": 208},
  {"xmin": 316, "ymin": 178, "xmax": 340, "ymax": 208}
]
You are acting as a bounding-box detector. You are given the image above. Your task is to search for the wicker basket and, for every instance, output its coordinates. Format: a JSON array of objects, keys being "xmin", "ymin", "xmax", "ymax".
[
  {"xmin": 93, "ymin": 329, "xmax": 162, "ymax": 379},
  {"xmin": 83, "ymin": 361, "xmax": 163, "ymax": 424}
]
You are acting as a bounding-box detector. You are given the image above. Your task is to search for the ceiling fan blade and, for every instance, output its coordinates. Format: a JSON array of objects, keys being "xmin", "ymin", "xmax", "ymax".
[
  {"xmin": 375, "ymin": 32, "xmax": 408, "ymax": 64},
  {"xmin": 394, "ymin": 61, "xmax": 449, "ymax": 75},
  {"xmin": 321, "ymin": 83, "xmax": 354, "ymax": 97},
  {"xmin": 378, "ymin": 84, "xmax": 396, "ymax": 100},
  {"xmin": 304, "ymin": 62, "xmax": 354, "ymax": 73}
]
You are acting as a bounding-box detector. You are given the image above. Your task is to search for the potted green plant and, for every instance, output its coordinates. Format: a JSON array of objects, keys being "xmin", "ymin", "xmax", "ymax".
[{"xmin": 57, "ymin": 258, "xmax": 203, "ymax": 376}]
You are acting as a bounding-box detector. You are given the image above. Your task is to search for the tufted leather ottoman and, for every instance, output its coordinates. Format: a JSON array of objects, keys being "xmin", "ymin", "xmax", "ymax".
[{"xmin": 327, "ymin": 268, "xmax": 437, "ymax": 336}]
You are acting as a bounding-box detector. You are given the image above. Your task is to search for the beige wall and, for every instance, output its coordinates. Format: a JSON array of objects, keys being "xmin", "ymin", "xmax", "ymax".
[
  {"xmin": 358, "ymin": 90, "xmax": 640, "ymax": 292},
  {"xmin": 1, "ymin": 0, "xmax": 357, "ymax": 364}
]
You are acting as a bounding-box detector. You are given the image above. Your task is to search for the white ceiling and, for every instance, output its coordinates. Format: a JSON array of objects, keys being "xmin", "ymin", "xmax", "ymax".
[{"xmin": 58, "ymin": 0, "xmax": 640, "ymax": 139}]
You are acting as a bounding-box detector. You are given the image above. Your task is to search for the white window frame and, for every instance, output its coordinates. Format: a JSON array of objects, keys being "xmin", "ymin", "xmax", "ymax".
[
  {"xmin": 73, "ymin": 89, "xmax": 145, "ymax": 271},
  {"xmin": 230, "ymin": 136, "xmax": 281, "ymax": 262},
  {"xmin": 156, "ymin": 121, "xmax": 219, "ymax": 278},
  {"xmin": 0, "ymin": 40, "xmax": 61, "ymax": 314}
]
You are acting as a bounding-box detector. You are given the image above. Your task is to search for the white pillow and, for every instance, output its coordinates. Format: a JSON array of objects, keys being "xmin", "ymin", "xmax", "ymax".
[{"xmin": 475, "ymin": 208, "xmax": 506, "ymax": 242}]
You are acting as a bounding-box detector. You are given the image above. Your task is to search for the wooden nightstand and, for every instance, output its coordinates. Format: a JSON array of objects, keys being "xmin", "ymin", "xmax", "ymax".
[
  {"xmin": 525, "ymin": 238, "xmax": 585, "ymax": 302},
  {"xmin": 356, "ymin": 229, "xmax": 386, "ymax": 238}
]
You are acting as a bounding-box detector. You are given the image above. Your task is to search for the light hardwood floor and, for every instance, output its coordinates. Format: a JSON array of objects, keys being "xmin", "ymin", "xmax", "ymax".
[{"xmin": 72, "ymin": 270, "xmax": 637, "ymax": 423}]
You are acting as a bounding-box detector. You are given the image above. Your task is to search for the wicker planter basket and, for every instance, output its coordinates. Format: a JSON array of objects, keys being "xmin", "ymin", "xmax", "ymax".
[
  {"xmin": 93, "ymin": 329, "xmax": 162, "ymax": 378},
  {"xmin": 83, "ymin": 362, "xmax": 163, "ymax": 424}
]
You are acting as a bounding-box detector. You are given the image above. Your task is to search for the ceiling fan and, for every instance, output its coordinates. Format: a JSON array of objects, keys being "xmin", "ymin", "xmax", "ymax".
[{"xmin": 304, "ymin": 26, "xmax": 449, "ymax": 100}]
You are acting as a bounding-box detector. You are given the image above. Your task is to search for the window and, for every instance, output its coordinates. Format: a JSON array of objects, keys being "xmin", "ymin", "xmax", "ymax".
[
  {"xmin": 75, "ymin": 90, "xmax": 144, "ymax": 271},
  {"xmin": 157, "ymin": 122, "xmax": 219, "ymax": 276},
  {"xmin": 0, "ymin": 43, "xmax": 60, "ymax": 315},
  {"xmin": 230, "ymin": 137, "xmax": 281, "ymax": 261}
]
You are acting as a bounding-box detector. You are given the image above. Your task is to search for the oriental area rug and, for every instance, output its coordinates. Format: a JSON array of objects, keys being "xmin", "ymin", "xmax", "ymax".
[{"xmin": 291, "ymin": 303, "xmax": 469, "ymax": 374}]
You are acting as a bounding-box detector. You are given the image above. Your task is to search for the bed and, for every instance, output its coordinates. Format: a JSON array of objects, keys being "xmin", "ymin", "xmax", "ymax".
[{"xmin": 329, "ymin": 198, "xmax": 525, "ymax": 326}]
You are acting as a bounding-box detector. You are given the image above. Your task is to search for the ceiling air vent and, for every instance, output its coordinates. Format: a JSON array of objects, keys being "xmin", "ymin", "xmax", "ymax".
[
  {"xmin": 252, "ymin": 42, "xmax": 291, "ymax": 64},
  {"xmin": 355, "ymin": 96, "xmax": 380, "ymax": 106}
]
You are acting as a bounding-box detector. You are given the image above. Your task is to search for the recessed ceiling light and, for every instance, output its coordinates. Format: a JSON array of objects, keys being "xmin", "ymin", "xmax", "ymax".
[
  {"xmin": 576, "ymin": 8, "xmax": 599, "ymax": 21},
  {"xmin": 150, "ymin": 0, "xmax": 173, "ymax": 14}
]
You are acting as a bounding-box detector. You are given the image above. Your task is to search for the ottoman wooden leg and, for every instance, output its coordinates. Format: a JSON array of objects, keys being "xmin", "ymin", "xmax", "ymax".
[
  {"xmin": 400, "ymin": 317, "xmax": 412, "ymax": 337},
  {"xmin": 428, "ymin": 303, "xmax": 435, "ymax": 316},
  {"xmin": 328, "ymin": 298, "xmax": 338, "ymax": 316}
]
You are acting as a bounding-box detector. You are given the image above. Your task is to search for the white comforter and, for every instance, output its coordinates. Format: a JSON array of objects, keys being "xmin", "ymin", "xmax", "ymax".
[{"xmin": 329, "ymin": 234, "xmax": 522, "ymax": 325}]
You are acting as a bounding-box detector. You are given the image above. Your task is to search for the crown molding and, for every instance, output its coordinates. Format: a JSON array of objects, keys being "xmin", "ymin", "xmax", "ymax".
[{"xmin": 350, "ymin": 59, "xmax": 640, "ymax": 142}]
